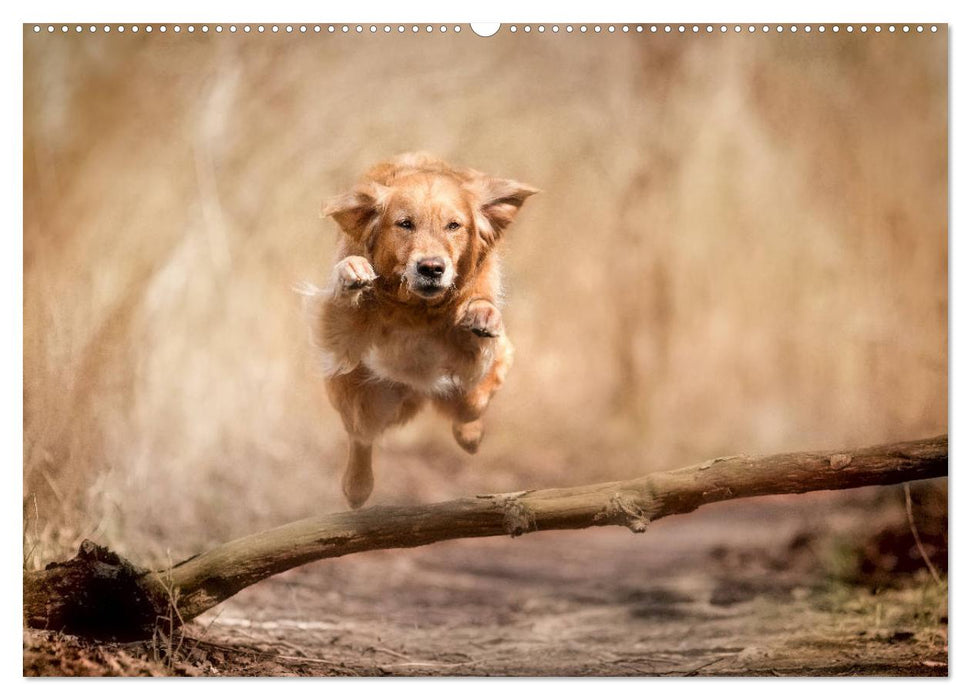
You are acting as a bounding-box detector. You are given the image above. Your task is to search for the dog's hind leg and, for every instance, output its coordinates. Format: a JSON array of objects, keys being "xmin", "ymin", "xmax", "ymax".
[
  {"xmin": 326, "ymin": 367, "xmax": 424, "ymax": 509},
  {"xmin": 342, "ymin": 441, "xmax": 375, "ymax": 509},
  {"xmin": 437, "ymin": 336, "xmax": 514, "ymax": 455},
  {"xmin": 451, "ymin": 419, "xmax": 485, "ymax": 454},
  {"xmin": 434, "ymin": 389, "xmax": 488, "ymax": 454}
]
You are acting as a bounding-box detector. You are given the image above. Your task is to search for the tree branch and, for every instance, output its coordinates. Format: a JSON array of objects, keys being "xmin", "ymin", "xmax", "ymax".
[{"xmin": 24, "ymin": 435, "xmax": 947, "ymax": 640}]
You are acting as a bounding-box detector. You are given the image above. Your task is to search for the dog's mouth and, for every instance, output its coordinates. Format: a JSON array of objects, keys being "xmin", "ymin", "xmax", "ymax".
[
  {"xmin": 402, "ymin": 263, "xmax": 455, "ymax": 301},
  {"xmin": 410, "ymin": 280, "xmax": 449, "ymax": 299}
]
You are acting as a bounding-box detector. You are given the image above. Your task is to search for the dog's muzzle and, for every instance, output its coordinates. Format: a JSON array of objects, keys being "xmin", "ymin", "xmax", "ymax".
[{"xmin": 408, "ymin": 256, "xmax": 453, "ymax": 297}]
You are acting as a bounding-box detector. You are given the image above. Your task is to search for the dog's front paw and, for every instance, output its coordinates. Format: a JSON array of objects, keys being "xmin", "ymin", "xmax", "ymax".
[
  {"xmin": 335, "ymin": 255, "xmax": 377, "ymax": 293},
  {"xmin": 460, "ymin": 299, "xmax": 503, "ymax": 338}
]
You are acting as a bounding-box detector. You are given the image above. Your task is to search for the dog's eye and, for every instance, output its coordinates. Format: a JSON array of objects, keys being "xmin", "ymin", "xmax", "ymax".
[
  {"xmin": 446, "ymin": 221, "xmax": 461, "ymax": 231},
  {"xmin": 396, "ymin": 219, "xmax": 414, "ymax": 230}
]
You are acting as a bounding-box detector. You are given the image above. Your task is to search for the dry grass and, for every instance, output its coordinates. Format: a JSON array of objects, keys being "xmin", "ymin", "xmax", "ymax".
[{"xmin": 23, "ymin": 29, "xmax": 946, "ymax": 566}]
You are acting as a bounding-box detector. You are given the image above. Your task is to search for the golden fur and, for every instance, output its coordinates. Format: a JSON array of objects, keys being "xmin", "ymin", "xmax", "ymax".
[{"xmin": 311, "ymin": 153, "xmax": 537, "ymax": 508}]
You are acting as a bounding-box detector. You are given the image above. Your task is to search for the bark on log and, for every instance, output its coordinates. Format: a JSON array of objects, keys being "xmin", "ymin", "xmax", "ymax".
[{"xmin": 23, "ymin": 435, "xmax": 947, "ymax": 640}]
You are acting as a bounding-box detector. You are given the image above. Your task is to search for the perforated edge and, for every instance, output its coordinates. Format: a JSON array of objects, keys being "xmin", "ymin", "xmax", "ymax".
[{"xmin": 28, "ymin": 23, "xmax": 943, "ymax": 36}]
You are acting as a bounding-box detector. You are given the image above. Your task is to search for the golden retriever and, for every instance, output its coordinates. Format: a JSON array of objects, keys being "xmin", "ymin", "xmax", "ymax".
[{"xmin": 310, "ymin": 153, "xmax": 537, "ymax": 508}]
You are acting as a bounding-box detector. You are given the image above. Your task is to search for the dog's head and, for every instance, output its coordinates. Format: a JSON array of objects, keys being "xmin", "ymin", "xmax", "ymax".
[{"xmin": 323, "ymin": 153, "xmax": 537, "ymax": 303}]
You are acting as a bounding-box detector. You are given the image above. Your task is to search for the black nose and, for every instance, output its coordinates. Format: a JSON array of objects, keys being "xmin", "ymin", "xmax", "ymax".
[{"xmin": 417, "ymin": 257, "xmax": 446, "ymax": 279}]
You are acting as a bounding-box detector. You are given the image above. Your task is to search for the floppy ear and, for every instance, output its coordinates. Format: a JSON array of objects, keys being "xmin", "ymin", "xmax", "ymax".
[
  {"xmin": 321, "ymin": 182, "xmax": 389, "ymax": 240},
  {"xmin": 473, "ymin": 177, "xmax": 539, "ymax": 244}
]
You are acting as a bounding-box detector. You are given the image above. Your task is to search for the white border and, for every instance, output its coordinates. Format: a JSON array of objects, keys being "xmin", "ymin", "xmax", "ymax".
[{"xmin": 5, "ymin": 0, "xmax": 965, "ymax": 696}]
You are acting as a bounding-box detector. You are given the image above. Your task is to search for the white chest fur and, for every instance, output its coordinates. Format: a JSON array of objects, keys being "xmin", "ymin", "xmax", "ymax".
[{"xmin": 362, "ymin": 327, "xmax": 492, "ymax": 396}]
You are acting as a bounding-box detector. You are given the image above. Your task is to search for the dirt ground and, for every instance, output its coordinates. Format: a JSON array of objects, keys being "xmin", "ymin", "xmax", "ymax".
[{"xmin": 23, "ymin": 488, "xmax": 947, "ymax": 677}]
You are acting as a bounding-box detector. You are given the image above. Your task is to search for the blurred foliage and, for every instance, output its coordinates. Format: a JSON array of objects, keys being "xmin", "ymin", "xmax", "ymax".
[
  {"xmin": 818, "ymin": 482, "xmax": 947, "ymax": 588},
  {"xmin": 23, "ymin": 28, "xmax": 946, "ymax": 563}
]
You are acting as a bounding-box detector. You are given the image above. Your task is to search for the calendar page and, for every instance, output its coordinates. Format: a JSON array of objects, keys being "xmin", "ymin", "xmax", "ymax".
[{"xmin": 23, "ymin": 21, "xmax": 948, "ymax": 678}]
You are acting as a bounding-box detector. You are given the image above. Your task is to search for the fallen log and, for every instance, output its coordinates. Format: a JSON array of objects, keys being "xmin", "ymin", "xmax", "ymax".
[{"xmin": 23, "ymin": 435, "xmax": 947, "ymax": 640}]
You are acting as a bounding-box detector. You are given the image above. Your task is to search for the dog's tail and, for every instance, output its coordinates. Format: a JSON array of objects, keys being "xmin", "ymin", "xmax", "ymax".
[{"xmin": 294, "ymin": 281, "xmax": 359, "ymax": 378}]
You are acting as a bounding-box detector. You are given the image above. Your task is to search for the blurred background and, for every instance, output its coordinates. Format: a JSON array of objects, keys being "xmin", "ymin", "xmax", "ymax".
[{"xmin": 23, "ymin": 27, "xmax": 946, "ymax": 567}]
